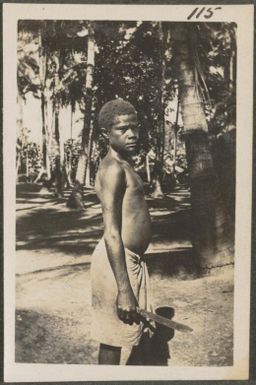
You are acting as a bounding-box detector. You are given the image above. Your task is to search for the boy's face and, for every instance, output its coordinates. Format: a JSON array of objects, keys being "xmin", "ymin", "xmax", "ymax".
[{"xmin": 108, "ymin": 113, "xmax": 139, "ymax": 155}]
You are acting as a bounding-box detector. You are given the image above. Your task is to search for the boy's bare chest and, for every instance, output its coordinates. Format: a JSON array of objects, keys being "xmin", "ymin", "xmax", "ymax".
[{"xmin": 124, "ymin": 168, "xmax": 144, "ymax": 195}]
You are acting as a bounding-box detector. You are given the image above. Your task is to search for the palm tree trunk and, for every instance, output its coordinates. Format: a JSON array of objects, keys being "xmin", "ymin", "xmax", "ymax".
[
  {"xmin": 151, "ymin": 22, "xmax": 165, "ymax": 198},
  {"xmin": 16, "ymin": 93, "xmax": 23, "ymax": 180},
  {"xmin": 70, "ymin": 102, "xmax": 74, "ymax": 173},
  {"xmin": 41, "ymin": 92, "xmax": 48, "ymax": 171},
  {"xmin": 173, "ymin": 96, "xmax": 180, "ymax": 174},
  {"xmin": 26, "ymin": 150, "xmax": 29, "ymax": 180},
  {"xmin": 85, "ymin": 107, "xmax": 94, "ymax": 187},
  {"xmin": 51, "ymin": 49, "xmax": 64, "ymax": 198},
  {"xmin": 76, "ymin": 26, "xmax": 95, "ymax": 185},
  {"xmin": 45, "ymin": 95, "xmax": 51, "ymax": 179},
  {"xmin": 68, "ymin": 23, "xmax": 95, "ymax": 209},
  {"xmin": 146, "ymin": 153, "xmax": 151, "ymax": 183},
  {"xmin": 52, "ymin": 96, "xmax": 64, "ymax": 198},
  {"xmin": 173, "ymin": 23, "xmax": 233, "ymax": 269},
  {"xmin": 34, "ymin": 93, "xmax": 51, "ymax": 184},
  {"xmin": 16, "ymin": 152, "xmax": 21, "ymax": 180},
  {"xmin": 38, "ymin": 27, "xmax": 51, "ymax": 182},
  {"xmin": 65, "ymin": 101, "xmax": 75, "ymax": 186}
]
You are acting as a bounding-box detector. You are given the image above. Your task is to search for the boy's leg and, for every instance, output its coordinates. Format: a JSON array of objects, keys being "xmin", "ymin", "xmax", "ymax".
[{"xmin": 99, "ymin": 343, "xmax": 121, "ymax": 365}]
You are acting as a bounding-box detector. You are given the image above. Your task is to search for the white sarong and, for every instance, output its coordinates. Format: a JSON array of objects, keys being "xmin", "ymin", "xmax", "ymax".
[{"xmin": 90, "ymin": 238, "xmax": 151, "ymax": 348}]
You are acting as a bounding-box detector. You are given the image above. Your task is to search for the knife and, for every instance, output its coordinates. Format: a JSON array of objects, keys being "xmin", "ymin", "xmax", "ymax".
[{"xmin": 137, "ymin": 308, "xmax": 193, "ymax": 333}]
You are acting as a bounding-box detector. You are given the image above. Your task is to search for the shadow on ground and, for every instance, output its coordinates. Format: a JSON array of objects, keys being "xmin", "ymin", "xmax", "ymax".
[
  {"xmin": 16, "ymin": 186, "xmax": 192, "ymax": 261},
  {"xmin": 16, "ymin": 208, "xmax": 103, "ymax": 256},
  {"xmin": 15, "ymin": 309, "xmax": 97, "ymax": 364},
  {"xmin": 15, "ymin": 185, "xmax": 234, "ymax": 367},
  {"xmin": 146, "ymin": 248, "xmax": 198, "ymax": 279}
]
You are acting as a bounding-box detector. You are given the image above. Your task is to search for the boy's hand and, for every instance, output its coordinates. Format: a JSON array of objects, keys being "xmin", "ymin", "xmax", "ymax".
[{"xmin": 116, "ymin": 288, "xmax": 140, "ymax": 325}]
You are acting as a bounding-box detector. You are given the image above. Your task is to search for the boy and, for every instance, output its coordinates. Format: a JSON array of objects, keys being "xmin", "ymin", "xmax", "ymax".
[{"xmin": 91, "ymin": 99, "xmax": 152, "ymax": 365}]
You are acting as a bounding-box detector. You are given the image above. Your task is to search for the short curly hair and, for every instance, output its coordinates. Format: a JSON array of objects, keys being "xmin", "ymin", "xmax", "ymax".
[{"xmin": 98, "ymin": 98, "xmax": 137, "ymax": 130}]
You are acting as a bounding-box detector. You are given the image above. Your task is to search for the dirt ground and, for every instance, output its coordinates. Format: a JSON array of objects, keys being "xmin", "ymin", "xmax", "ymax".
[{"xmin": 15, "ymin": 185, "xmax": 234, "ymax": 366}]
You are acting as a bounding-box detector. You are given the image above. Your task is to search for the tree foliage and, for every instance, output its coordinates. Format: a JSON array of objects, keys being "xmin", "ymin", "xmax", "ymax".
[{"xmin": 17, "ymin": 20, "xmax": 236, "ymax": 191}]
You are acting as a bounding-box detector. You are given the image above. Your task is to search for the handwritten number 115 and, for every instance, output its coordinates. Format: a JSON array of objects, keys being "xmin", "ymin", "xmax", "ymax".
[{"xmin": 187, "ymin": 7, "xmax": 222, "ymax": 20}]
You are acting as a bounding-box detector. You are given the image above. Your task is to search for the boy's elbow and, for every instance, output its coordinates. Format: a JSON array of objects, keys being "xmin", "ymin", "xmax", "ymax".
[{"xmin": 104, "ymin": 229, "xmax": 121, "ymax": 244}]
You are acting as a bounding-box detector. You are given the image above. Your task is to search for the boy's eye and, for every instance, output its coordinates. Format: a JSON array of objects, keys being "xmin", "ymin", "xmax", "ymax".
[{"xmin": 116, "ymin": 125, "xmax": 138, "ymax": 132}]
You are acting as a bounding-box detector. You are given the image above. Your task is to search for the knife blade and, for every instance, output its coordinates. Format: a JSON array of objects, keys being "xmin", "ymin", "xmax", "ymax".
[{"xmin": 137, "ymin": 308, "xmax": 193, "ymax": 333}]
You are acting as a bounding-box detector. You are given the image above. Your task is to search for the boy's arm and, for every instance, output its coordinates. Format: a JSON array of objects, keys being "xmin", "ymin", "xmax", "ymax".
[{"xmin": 100, "ymin": 163, "xmax": 138, "ymax": 324}]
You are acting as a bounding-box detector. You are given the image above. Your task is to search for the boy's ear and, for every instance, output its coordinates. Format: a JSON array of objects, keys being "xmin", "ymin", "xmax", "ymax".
[{"xmin": 101, "ymin": 127, "xmax": 109, "ymax": 141}]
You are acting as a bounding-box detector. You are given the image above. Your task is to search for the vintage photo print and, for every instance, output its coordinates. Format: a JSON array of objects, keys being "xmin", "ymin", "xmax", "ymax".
[{"xmin": 3, "ymin": 3, "xmax": 254, "ymax": 382}]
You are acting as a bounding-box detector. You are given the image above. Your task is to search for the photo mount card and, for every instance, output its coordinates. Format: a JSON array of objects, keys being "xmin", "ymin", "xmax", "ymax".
[{"xmin": 3, "ymin": 2, "xmax": 254, "ymax": 382}]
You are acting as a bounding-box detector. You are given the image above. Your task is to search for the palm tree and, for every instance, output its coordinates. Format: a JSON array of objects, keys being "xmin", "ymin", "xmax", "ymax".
[
  {"xmin": 50, "ymin": 51, "xmax": 66, "ymax": 197},
  {"xmin": 67, "ymin": 22, "xmax": 96, "ymax": 209},
  {"xmin": 173, "ymin": 23, "xmax": 233, "ymax": 269},
  {"xmin": 38, "ymin": 24, "xmax": 52, "ymax": 180},
  {"xmin": 151, "ymin": 22, "xmax": 165, "ymax": 198},
  {"xmin": 16, "ymin": 93, "xmax": 24, "ymax": 179},
  {"xmin": 17, "ymin": 21, "xmax": 53, "ymax": 183},
  {"xmin": 17, "ymin": 24, "xmax": 41, "ymax": 180}
]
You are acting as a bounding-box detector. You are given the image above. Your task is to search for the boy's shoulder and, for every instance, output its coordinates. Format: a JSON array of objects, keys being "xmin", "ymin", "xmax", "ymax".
[{"xmin": 98, "ymin": 155, "xmax": 126, "ymax": 182}]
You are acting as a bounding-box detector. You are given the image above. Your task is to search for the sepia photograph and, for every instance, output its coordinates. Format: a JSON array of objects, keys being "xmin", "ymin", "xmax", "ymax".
[{"xmin": 3, "ymin": 3, "xmax": 254, "ymax": 382}]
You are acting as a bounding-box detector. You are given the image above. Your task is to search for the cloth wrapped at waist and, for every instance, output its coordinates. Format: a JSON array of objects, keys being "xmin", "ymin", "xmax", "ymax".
[{"xmin": 90, "ymin": 237, "xmax": 151, "ymax": 348}]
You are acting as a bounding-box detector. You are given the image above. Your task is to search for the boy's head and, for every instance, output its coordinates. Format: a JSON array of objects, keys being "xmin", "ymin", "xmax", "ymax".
[
  {"xmin": 98, "ymin": 99, "xmax": 139, "ymax": 155},
  {"xmin": 98, "ymin": 98, "xmax": 137, "ymax": 131}
]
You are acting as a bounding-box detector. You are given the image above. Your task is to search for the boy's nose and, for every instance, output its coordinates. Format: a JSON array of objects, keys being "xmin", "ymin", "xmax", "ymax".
[{"xmin": 127, "ymin": 128, "xmax": 138, "ymax": 139}]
